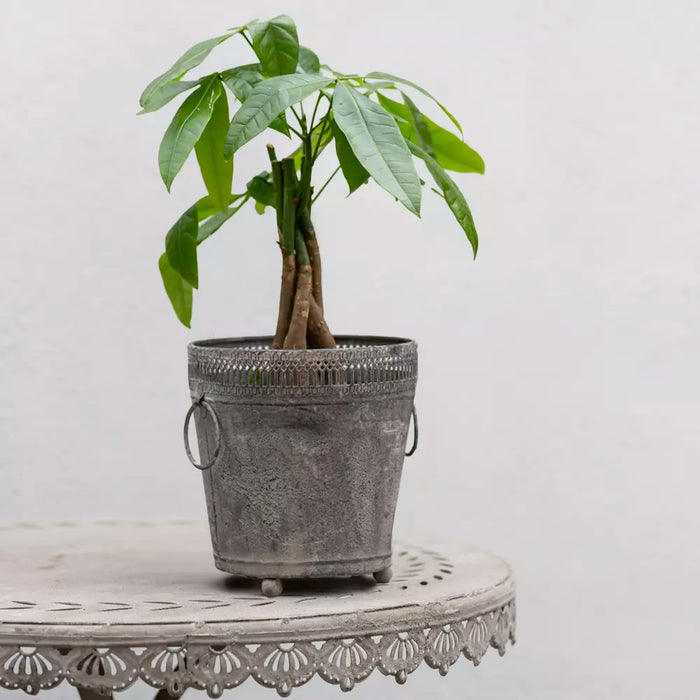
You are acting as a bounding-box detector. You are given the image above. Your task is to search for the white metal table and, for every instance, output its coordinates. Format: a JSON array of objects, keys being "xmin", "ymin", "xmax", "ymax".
[{"xmin": 0, "ymin": 522, "xmax": 515, "ymax": 697}]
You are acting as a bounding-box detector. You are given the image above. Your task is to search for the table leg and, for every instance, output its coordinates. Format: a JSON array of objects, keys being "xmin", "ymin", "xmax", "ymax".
[
  {"xmin": 77, "ymin": 689, "xmax": 112, "ymax": 700},
  {"xmin": 153, "ymin": 690, "xmax": 181, "ymax": 700},
  {"xmin": 76, "ymin": 688, "xmax": 181, "ymax": 700}
]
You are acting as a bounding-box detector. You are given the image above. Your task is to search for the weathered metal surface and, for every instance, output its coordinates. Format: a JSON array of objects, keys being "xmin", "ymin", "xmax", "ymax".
[
  {"xmin": 186, "ymin": 336, "xmax": 419, "ymax": 584},
  {"xmin": 0, "ymin": 522, "xmax": 516, "ymax": 696}
]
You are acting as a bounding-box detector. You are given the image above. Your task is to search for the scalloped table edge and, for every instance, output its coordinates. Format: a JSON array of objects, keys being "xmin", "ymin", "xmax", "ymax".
[
  {"xmin": 0, "ymin": 598, "xmax": 515, "ymax": 697},
  {"xmin": 0, "ymin": 521, "xmax": 516, "ymax": 696}
]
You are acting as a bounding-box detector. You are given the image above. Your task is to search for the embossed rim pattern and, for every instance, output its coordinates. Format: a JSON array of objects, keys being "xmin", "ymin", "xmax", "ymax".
[
  {"xmin": 188, "ymin": 335, "xmax": 418, "ymax": 397},
  {"xmin": 0, "ymin": 601, "xmax": 515, "ymax": 697}
]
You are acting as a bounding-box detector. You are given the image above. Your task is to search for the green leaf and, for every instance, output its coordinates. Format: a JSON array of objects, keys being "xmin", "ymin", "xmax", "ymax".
[
  {"xmin": 270, "ymin": 112, "xmax": 291, "ymax": 137},
  {"xmin": 197, "ymin": 196, "xmax": 250, "ymax": 244},
  {"xmin": 403, "ymin": 91, "xmax": 477, "ymax": 256},
  {"xmin": 331, "ymin": 119, "xmax": 369, "ymax": 193},
  {"xmin": 138, "ymin": 79, "xmax": 199, "ymax": 114},
  {"xmin": 409, "ymin": 139, "xmax": 478, "ymax": 257},
  {"xmin": 194, "ymin": 192, "xmax": 245, "ymax": 220},
  {"xmin": 327, "ymin": 70, "xmax": 363, "ymax": 85},
  {"xmin": 195, "ymin": 88, "xmax": 233, "ymax": 211},
  {"xmin": 377, "ymin": 93, "xmax": 484, "ymax": 174},
  {"xmin": 158, "ymin": 76, "xmax": 221, "ymax": 190},
  {"xmin": 249, "ymin": 15, "xmax": 299, "ymax": 77},
  {"xmin": 220, "ymin": 65, "xmax": 265, "ymax": 100},
  {"xmin": 195, "ymin": 195, "xmax": 218, "ymax": 220},
  {"xmin": 225, "ymin": 74, "xmax": 333, "ymax": 157},
  {"xmin": 298, "ymin": 46, "xmax": 321, "ymax": 73},
  {"xmin": 255, "ymin": 201, "xmax": 267, "ymax": 215},
  {"xmin": 363, "ymin": 80, "xmax": 396, "ymax": 93},
  {"xmin": 406, "ymin": 140, "xmax": 478, "ymax": 256},
  {"xmin": 247, "ymin": 173, "xmax": 275, "ymax": 206},
  {"xmin": 365, "ymin": 71, "xmax": 464, "ymax": 139},
  {"xmin": 332, "ymin": 81, "xmax": 421, "ymax": 214},
  {"xmin": 196, "ymin": 210, "xmax": 230, "ymax": 245},
  {"xmin": 401, "ymin": 93, "xmax": 434, "ymax": 155},
  {"xmin": 226, "ymin": 20, "xmax": 259, "ymax": 33},
  {"xmin": 220, "ymin": 66, "xmax": 291, "ymax": 137},
  {"xmin": 140, "ymin": 34, "xmax": 231, "ymax": 108},
  {"xmin": 159, "ymin": 253, "xmax": 192, "ymax": 327},
  {"xmin": 165, "ymin": 205, "xmax": 199, "ymax": 287}
]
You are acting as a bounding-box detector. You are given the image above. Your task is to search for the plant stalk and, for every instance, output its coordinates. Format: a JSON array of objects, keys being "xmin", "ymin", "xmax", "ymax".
[
  {"xmin": 298, "ymin": 208, "xmax": 324, "ymax": 315},
  {"xmin": 307, "ymin": 296, "xmax": 335, "ymax": 348},
  {"xmin": 271, "ymin": 152, "xmax": 336, "ymax": 351},
  {"xmin": 283, "ymin": 226, "xmax": 313, "ymax": 349},
  {"xmin": 272, "ymin": 159, "xmax": 297, "ymax": 349}
]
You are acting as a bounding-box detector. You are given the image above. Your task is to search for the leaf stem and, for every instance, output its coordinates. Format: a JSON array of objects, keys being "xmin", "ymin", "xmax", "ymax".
[
  {"xmin": 288, "ymin": 124, "xmax": 305, "ymax": 139},
  {"xmin": 290, "ymin": 105, "xmax": 305, "ymax": 132},
  {"xmin": 312, "ymin": 114, "xmax": 331, "ymax": 161},
  {"xmin": 231, "ymin": 194, "xmax": 251, "ymax": 214},
  {"xmin": 241, "ymin": 32, "xmax": 255, "ymax": 51},
  {"xmin": 309, "ymin": 93, "xmax": 323, "ymax": 131},
  {"xmin": 311, "ymin": 166, "xmax": 340, "ymax": 203}
]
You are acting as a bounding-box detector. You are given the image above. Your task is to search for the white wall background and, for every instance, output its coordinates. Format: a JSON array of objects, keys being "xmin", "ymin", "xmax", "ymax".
[{"xmin": 2, "ymin": 0, "xmax": 699, "ymax": 697}]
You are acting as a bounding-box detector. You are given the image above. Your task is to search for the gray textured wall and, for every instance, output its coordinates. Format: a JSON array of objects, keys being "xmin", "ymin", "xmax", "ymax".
[{"xmin": 2, "ymin": 0, "xmax": 699, "ymax": 697}]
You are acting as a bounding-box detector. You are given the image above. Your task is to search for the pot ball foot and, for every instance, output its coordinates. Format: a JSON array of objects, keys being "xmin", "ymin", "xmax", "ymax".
[
  {"xmin": 261, "ymin": 578, "xmax": 283, "ymax": 597},
  {"xmin": 373, "ymin": 566, "xmax": 393, "ymax": 584}
]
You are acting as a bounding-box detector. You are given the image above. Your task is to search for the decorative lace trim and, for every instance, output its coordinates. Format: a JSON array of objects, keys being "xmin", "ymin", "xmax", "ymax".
[{"xmin": 0, "ymin": 600, "xmax": 514, "ymax": 697}]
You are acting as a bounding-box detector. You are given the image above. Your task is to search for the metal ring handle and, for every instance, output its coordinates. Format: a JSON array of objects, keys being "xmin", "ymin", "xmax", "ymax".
[
  {"xmin": 405, "ymin": 404, "xmax": 418, "ymax": 457},
  {"xmin": 183, "ymin": 396, "xmax": 222, "ymax": 471}
]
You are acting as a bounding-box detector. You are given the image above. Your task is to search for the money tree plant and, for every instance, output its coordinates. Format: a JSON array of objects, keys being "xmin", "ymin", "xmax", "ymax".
[{"xmin": 140, "ymin": 15, "xmax": 484, "ymax": 349}]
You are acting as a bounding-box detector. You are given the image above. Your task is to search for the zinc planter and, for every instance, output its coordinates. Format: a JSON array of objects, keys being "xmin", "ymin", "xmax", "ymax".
[{"xmin": 183, "ymin": 336, "xmax": 418, "ymax": 596}]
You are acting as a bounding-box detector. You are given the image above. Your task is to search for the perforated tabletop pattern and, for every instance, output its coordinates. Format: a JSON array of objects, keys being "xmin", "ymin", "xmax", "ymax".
[{"xmin": 0, "ymin": 522, "xmax": 515, "ymax": 696}]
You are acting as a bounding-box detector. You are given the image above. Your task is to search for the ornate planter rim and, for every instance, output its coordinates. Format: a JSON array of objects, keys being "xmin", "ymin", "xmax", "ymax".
[{"xmin": 188, "ymin": 335, "xmax": 418, "ymax": 398}]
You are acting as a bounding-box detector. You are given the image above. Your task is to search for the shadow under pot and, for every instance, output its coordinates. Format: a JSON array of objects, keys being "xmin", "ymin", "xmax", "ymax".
[{"xmin": 183, "ymin": 336, "xmax": 418, "ymax": 597}]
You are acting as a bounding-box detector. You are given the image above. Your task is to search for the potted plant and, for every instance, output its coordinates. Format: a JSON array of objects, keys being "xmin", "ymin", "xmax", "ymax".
[{"xmin": 140, "ymin": 15, "xmax": 484, "ymax": 596}]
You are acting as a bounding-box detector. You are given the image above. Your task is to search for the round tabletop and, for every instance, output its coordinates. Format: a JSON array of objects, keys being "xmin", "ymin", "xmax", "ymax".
[{"xmin": 0, "ymin": 522, "xmax": 515, "ymax": 696}]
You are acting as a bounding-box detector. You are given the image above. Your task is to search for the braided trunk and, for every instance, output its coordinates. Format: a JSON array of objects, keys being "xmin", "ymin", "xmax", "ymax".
[{"xmin": 269, "ymin": 150, "xmax": 336, "ymax": 350}]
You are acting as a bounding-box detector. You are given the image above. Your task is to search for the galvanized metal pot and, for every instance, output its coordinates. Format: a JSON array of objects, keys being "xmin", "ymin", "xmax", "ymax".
[{"xmin": 183, "ymin": 336, "xmax": 418, "ymax": 595}]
